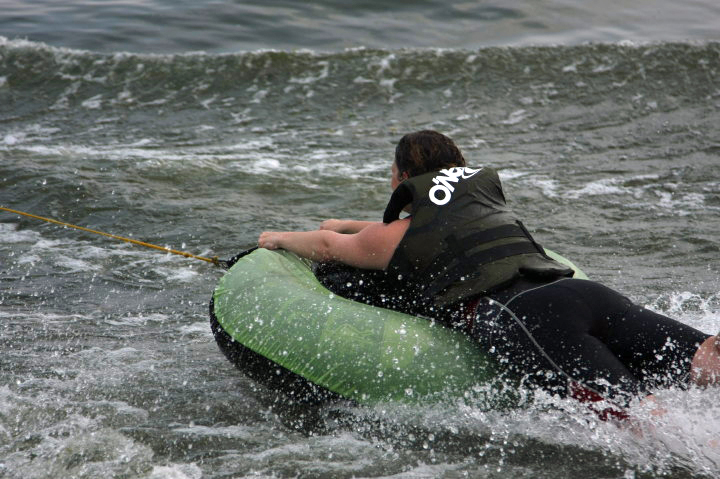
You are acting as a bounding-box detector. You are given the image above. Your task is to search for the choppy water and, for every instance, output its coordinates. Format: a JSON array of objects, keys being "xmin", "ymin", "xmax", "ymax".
[
  {"xmin": 2, "ymin": 1, "xmax": 720, "ymax": 478},
  {"xmin": 2, "ymin": 0, "xmax": 720, "ymax": 52}
]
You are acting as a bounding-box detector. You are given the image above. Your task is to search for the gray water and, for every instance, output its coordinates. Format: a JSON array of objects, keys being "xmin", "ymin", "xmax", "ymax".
[
  {"xmin": 1, "ymin": 1, "xmax": 720, "ymax": 478},
  {"xmin": 2, "ymin": 0, "xmax": 720, "ymax": 53}
]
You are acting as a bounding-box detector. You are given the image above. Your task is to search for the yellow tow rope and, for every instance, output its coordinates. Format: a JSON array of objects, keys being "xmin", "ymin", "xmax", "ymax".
[{"xmin": 0, "ymin": 206, "xmax": 222, "ymax": 266}]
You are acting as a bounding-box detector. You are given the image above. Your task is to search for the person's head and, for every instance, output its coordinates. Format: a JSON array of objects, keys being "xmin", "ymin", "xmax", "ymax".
[{"xmin": 392, "ymin": 130, "xmax": 466, "ymax": 188}]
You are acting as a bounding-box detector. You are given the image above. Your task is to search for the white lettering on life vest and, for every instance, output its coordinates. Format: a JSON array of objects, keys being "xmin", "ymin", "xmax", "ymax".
[{"xmin": 428, "ymin": 167, "xmax": 482, "ymax": 205}]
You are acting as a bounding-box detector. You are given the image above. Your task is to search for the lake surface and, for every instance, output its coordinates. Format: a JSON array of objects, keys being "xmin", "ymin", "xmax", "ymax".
[{"xmin": 1, "ymin": 1, "xmax": 720, "ymax": 477}]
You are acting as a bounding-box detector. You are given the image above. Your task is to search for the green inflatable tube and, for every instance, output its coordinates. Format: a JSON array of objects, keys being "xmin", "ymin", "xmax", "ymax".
[{"xmin": 211, "ymin": 248, "xmax": 587, "ymax": 404}]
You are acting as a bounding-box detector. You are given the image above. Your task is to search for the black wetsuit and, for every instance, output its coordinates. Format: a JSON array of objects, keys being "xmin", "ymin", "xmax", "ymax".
[
  {"xmin": 314, "ymin": 263, "xmax": 711, "ymax": 409},
  {"xmin": 470, "ymin": 277, "xmax": 710, "ymax": 406}
]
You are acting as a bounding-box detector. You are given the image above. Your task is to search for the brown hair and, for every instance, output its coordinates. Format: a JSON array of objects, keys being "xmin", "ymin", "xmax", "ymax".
[{"xmin": 394, "ymin": 130, "xmax": 466, "ymax": 178}]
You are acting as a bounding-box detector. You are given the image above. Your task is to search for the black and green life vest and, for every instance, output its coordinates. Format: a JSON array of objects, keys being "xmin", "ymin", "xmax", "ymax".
[{"xmin": 383, "ymin": 166, "xmax": 573, "ymax": 306}]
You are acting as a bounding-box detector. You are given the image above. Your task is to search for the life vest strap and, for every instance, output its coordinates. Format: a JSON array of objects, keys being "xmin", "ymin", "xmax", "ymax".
[
  {"xmin": 448, "ymin": 223, "xmax": 529, "ymax": 250},
  {"xmin": 425, "ymin": 241, "xmax": 540, "ymax": 297},
  {"xmin": 422, "ymin": 223, "xmax": 530, "ymax": 277}
]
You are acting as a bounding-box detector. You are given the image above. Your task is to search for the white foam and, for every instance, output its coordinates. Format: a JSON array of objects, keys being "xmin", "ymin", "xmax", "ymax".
[
  {"xmin": 86, "ymin": 400, "xmax": 150, "ymax": 422},
  {"xmin": 200, "ymin": 94, "xmax": 218, "ymax": 109},
  {"xmin": 105, "ymin": 313, "xmax": 169, "ymax": 326},
  {"xmin": 155, "ymin": 267, "xmax": 199, "ymax": 283},
  {"xmin": 516, "ymin": 172, "xmax": 713, "ymax": 215},
  {"xmin": 3, "ymin": 133, "xmax": 21, "ymax": 145},
  {"xmin": 227, "ymin": 137, "xmax": 275, "ymax": 151},
  {"xmin": 0, "ymin": 223, "xmax": 41, "ymax": 243},
  {"xmin": 290, "ymin": 159, "xmax": 387, "ymax": 180},
  {"xmin": 0, "ymin": 384, "xmax": 155, "ymax": 477},
  {"xmin": 656, "ymin": 191, "xmax": 706, "ymax": 214},
  {"xmin": 54, "ymin": 255, "xmax": 101, "ymax": 273},
  {"xmin": 245, "ymin": 431, "xmax": 377, "ymax": 469},
  {"xmin": 178, "ymin": 322, "xmax": 212, "ymax": 337},
  {"xmin": 149, "ymin": 464, "xmax": 202, "ymax": 479},
  {"xmin": 519, "ymin": 96, "xmax": 534, "ymax": 105},
  {"xmin": 1, "ymin": 124, "xmax": 63, "ymax": 149},
  {"xmin": 532, "ymin": 178, "xmax": 561, "ymax": 198},
  {"xmin": 593, "ymin": 62, "xmax": 616, "ymax": 73},
  {"xmin": 128, "ymin": 138, "xmax": 154, "ymax": 147},
  {"xmin": 498, "ymin": 169, "xmax": 530, "ymax": 181},
  {"xmin": 501, "ymin": 109, "xmax": 532, "ymax": 125},
  {"xmin": 307, "ymin": 149, "xmax": 343, "ymax": 162},
  {"xmin": 373, "ymin": 54, "xmax": 396, "ymax": 75},
  {"xmin": 250, "ymin": 89, "xmax": 268, "ymax": 104},
  {"xmin": 354, "ymin": 373, "xmax": 720, "ymax": 476},
  {"xmin": 289, "ymin": 60, "xmax": 329, "ymax": 84},
  {"xmin": 105, "ymin": 347, "xmax": 142, "ymax": 360},
  {"xmin": 379, "ymin": 78, "xmax": 396, "ymax": 90},
  {"xmin": 0, "ymin": 310, "xmax": 93, "ymax": 323},
  {"xmin": 247, "ymin": 158, "xmax": 282, "ymax": 174},
  {"xmin": 626, "ymin": 388, "xmax": 720, "ymax": 475},
  {"xmin": 565, "ymin": 177, "xmax": 626, "ymax": 199},
  {"xmin": 375, "ymin": 461, "xmax": 465, "ymax": 478},
  {"xmin": 645, "ymin": 291, "xmax": 720, "ymax": 333},
  {"xmin": 17, "ymin": 254, "xmax": 41, "ymax": 265},
  {"xmin": 81, "ymin": 94, "xmax": 103, "ymax": 109},
  {"xmin": 172, "ymin": 424, "xmax": 255, "ymax": 439}
]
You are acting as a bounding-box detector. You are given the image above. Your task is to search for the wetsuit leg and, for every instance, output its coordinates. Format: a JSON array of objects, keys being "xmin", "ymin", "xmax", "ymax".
[
  {"xmin": 471, "ymin": 279, "xmax": 710, "ymax": 405},
  {"xmin": 571, "ymin": 282, "xmax": 711, "ymax": 390},
  {"xmin": 473, "ymin": 279, "xmax": 642, "ymax": 404}
]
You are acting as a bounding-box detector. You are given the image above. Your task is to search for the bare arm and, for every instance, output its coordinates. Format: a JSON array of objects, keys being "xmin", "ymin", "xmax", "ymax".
[
  {"xmin": 259, "ymin": 218, "xmax": 410, "ymax": 270},
  {"xmin": 319, "ymin": 219, "xmax": 380, "ymax": 234}
]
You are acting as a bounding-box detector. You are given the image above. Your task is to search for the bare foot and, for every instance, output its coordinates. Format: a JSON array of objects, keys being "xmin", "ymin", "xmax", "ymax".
[{"xmin": 691, "ymin": 334, "xmax": 720, "ymax": 387}]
